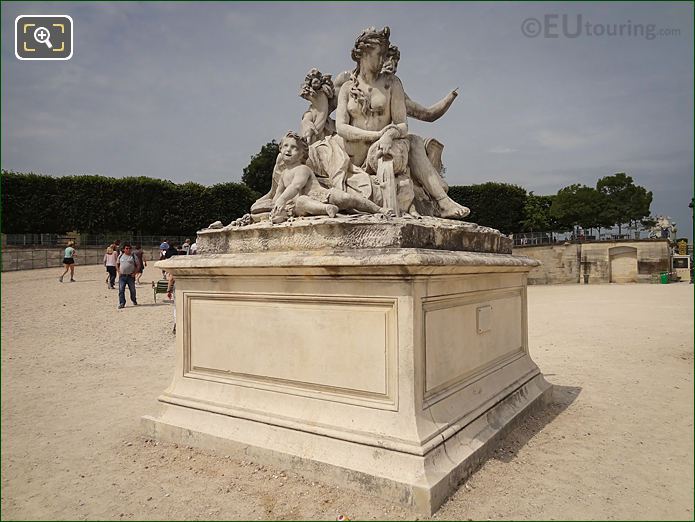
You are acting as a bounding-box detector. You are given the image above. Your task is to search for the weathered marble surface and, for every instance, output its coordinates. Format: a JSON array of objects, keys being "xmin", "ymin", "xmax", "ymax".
[
  {"xmin": 197, "ymin": 215, "xmax": 513, "ymax": 255},
  {"xmin": 158, "ymin": 248, "xmax": 538, "ymax": 275},
  {"xmin": 153, "ymin": 221, "xmax": 544, "ymax": 515},
  {"xmin": 225, "ymin": 25, "xmax": 469, "ymax": 225},
  {"xmin": 147, "ymin": 22, "xmax": 550, "ymax": 515},
  {"xmin": 150, "ymin": 251, "xmax": 548, "ymax": 514}
]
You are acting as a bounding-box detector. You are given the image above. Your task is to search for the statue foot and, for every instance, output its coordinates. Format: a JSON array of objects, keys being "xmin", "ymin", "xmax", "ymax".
[
  {"xmin": 438, "ymin": 197, "xmax": 470, "ymax": 219},
  {"xmin": 378, "ymin": 207, "xmax": 396, "ymax": 218},
  {"xmin": 325, "ymin": 204, "xmax": 339, "ymax": 218},
  {"xmin": 407, "ymin": 204, "xmax": 421, "ymax": 218}
]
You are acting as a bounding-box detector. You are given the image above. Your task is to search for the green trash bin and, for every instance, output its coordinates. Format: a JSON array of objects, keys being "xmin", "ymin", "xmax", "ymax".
[{"xmin": 660, "ymin": 271, "xmax": 669, "ymax": 284}]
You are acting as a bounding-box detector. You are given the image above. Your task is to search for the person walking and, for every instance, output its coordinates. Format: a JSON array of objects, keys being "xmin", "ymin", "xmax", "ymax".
[
  {"xmin": 116, "ymin": 243, "xmax": 140, "ymax": 309},
  {"xmin": 182, "ymin": 238, "xmax": 191, "ymax": 255},
  {"xmin": 133, "ymin": 243, "xmax": 147, "ymax": 285},
  {"xmin": 58, "ymin": 240, "xmax": 77, "ymax": 282},
  {"xmin": 103, "ymin": 244, "xmax": 118, "ymax": 289}
]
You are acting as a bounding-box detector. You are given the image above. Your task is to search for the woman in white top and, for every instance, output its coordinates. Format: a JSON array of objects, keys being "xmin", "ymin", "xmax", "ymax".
[{"xmin": 103, "ymin": 244, "xmax": 118, "ymax": 289}]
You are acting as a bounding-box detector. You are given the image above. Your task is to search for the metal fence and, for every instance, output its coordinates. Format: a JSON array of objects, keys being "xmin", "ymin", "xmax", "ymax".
[
  {"xmin": 4, "ymin": 233, "xmax": 195, "ymax": 248},
  {"xmin": 512, "ymin": 230, "xmax": 653, "ymax": 247},
  {"xmin": 2, "ymin": 233, "xmax": 199, "ymax": 272},
  {"xmin": 512, "ymin": 232, "xmax": 558, "ymax": 246},
  {"xmin": 2, "ymin": 246, "xmax": 163, "ymax": 272}
]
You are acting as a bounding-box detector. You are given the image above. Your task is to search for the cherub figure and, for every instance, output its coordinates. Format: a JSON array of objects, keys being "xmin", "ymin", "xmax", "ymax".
[
  {"xmin": 269, "ymin": 131, "xmax": 391, "ymax": 224},
  {"xmin": 299, "ymin": 68, "xmax": 336, "ymax": 145}
]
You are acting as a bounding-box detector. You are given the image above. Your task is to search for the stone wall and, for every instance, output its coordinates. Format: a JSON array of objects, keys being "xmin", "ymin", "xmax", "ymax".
[
  {"xmin": 513, "ymin": 244, "xmax": 581, "ymax": 285},
  {"xmin": 516, "ymin": 239, "xmax": 671, "ymax": 284}
]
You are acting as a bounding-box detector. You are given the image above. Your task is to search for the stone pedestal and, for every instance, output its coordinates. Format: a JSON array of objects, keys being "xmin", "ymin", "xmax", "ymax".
[{"xmin": 143, "ymin": 218, "xmax": 551, "ymax": 514}]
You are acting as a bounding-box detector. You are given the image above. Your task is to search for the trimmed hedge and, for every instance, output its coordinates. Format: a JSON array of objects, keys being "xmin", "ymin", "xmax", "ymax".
[
  {"xmin": 1, "ymin": 171, "xmax": 259, "ymax": 235},
  {"xmin": 448, "ymin": 182, "xmax": 527, "ymax": 234},
  {"xmin": 1, "ymin": 171, "xmax": 526, "ymax": 235}
]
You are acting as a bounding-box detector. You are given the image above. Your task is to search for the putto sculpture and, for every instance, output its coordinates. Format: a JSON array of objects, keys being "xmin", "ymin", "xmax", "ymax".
[
  {"xmin": 265, "ymin": 131, "xmax": 391, "ymax": 224},
  {"xmin": 230, "ymin": 26, "xmax": 470, "ymax": 227}
]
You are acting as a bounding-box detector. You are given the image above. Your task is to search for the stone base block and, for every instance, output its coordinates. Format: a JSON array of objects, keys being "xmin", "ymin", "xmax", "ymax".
[
  {"xmin": 148, "ymin": 248, "xmax": 548, "ymax": 513},
  {"xmin": 143, "ymin": 374, "xmax": 550, "ymax": 514},
  {"xmin": 197, "ymin": 216, "xmax": 512, "ymax": 255}
]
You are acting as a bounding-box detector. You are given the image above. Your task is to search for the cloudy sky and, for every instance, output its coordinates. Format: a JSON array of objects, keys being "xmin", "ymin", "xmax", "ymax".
[{"xmin": 2, "ymin": 2, "xmax": 693, "ymax": 238}]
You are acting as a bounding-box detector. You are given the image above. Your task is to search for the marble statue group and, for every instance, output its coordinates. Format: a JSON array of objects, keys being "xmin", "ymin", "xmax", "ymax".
[
  {"xmin": 231, "ymin": 26, "xmax": 471, "ymax": 227},
  {"xmin": 153, "ymin": 25, "xmax": 550, "ymax": 515}
]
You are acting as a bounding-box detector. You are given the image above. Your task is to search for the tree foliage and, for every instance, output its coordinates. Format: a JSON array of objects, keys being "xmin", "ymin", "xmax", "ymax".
[
  {"xmin": 596, "ymin": 173, "xmax": 652, "ymax": 234},
  {"xmin": 1, "ymin": 170, "xmax": 259, "ymax": 235},
  {"xmin": 2, "ymin": 161, "xmax": 656, "ymax": 241},
  {"xmin": 241, "ymin": 141, "xmax": 279, "ymax": 195},
  {"xmin": 550, "ymin": 184, "xmax": 607, "ymax": 231},
  {"xmin": 2, "ymin": 172, "xmax": 63, "ymax": 233},
  {"xmin": 521, "ymin": 193, "xmax": 556, "ymax": 232},
  {"xmin": 448, "ymin": 182, "xmax": 527, "ymax": 234}
]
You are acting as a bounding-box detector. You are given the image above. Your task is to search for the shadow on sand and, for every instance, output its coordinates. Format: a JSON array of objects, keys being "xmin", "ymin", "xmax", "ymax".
[{"xmin": 489, "ymin": 384, "xmax": 582, "ymax": 464}]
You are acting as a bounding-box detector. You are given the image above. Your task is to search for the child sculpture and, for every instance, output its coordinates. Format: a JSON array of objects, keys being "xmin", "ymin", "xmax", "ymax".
[{"xmin": 268, "ymin": 131, "xmax": 391, "ymax": 224}]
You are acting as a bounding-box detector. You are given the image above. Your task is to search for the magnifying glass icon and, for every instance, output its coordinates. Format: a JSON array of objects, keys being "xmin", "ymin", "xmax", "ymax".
[{"xmin": 33, "ymin": 26, "xmax": 53, "ymax": 49}]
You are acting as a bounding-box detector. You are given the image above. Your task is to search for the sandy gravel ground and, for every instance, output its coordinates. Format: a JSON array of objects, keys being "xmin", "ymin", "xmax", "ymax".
[{"xmin": 2, "ymin": 265, "xmax": 693, "ymax": 520}]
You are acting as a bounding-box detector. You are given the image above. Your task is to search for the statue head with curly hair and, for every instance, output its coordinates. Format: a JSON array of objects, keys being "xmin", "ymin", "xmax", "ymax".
[
  {"xmin": 348, "ymin": 27, "xmax": 392, "ymax": 116},
  {"xmin": 299, "ymin": 68, "xmax": 335, "ymax": 101},
  {"xmin": 381, "ymin": 44, "xmax": 400, "ymax": 74},
  {"xmin": 279, "ymin": 131, "xmax": 309, "ymax": 164},
  {"xmin": 350, "ymin": 26, "xmax": 390, "ymax": 69}
]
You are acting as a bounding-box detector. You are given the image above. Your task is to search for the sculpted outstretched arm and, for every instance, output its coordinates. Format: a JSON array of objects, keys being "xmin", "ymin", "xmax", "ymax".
[{"xmin": 405, "ymin": 88, "xmax": 459, "ymax": 123}]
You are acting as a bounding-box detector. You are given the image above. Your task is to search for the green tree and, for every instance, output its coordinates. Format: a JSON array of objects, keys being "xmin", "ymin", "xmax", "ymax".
[
  {"xmin": 550, "ymin": 184, "xmax": 605, "ymax": 235},
  {"xmin": 521, "ymin": 193, "xmax": 555, "ymax": 232},
  {"xmin": 624, "ymin": 185, "xmax": 653, "ymax": 236},
  {"xmin": 640, "ymin": 216, "xmax": 657, "ymax": 232},
  {"xmin": 241, "ymin": 141, "xmax": 279, "ymax": 195},
  {"xmin": 596, "ymin": 173, "xmax": 652, "ymax": 236}
]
